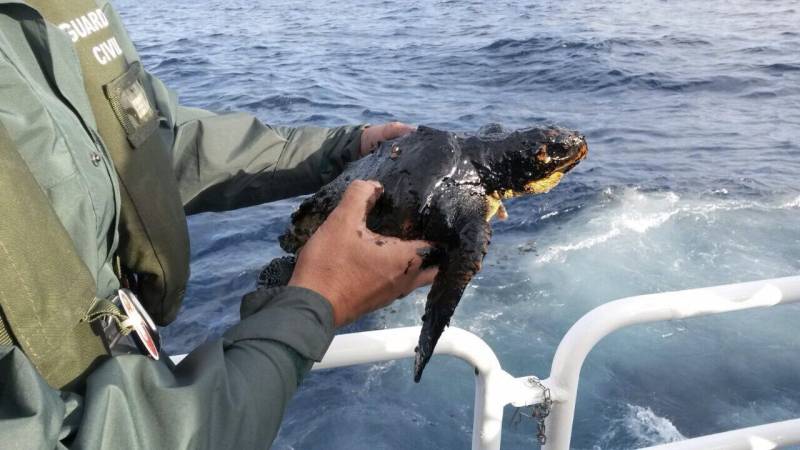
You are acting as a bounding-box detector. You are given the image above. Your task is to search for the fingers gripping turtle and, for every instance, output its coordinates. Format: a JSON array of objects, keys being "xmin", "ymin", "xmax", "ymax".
[{"xmin": 276, "ymin": 180, "xmax": 437, "ymax": 328}]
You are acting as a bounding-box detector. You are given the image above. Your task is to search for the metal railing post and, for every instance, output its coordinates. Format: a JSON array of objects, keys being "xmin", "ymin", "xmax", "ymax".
[{"xmin": 311, "ymin": 326, "xmax": 512, "ymax": 450}]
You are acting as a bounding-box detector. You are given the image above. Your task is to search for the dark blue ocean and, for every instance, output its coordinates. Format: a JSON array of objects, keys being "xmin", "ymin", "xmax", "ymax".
[{"xmin": 117, "ymin": 1, "xmax": 800, "ymax": 448}]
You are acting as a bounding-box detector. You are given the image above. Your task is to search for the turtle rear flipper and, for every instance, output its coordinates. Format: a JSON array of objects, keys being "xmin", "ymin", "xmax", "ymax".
[
  {"xmin": 280, "ymin": 179, "xmax": 350, "ymax": 253},
  {"xmin": 414, "ymin": 218, "xmax": 491, "ymax": 382},
  {"xmin": 257, "ymin": 255, "xmax": 297, "ymax": 289}
]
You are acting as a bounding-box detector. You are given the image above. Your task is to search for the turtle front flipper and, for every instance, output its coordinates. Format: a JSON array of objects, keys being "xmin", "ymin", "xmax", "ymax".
[{"xmin": 414, "ymin": 218, "xmax": 491, "ymax": 382}]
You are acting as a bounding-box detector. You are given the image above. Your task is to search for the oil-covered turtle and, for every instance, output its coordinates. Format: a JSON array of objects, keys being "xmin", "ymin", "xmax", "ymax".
[{"xmin": 260, "ymin": 124, "xmax": 588, "ymax": 381}]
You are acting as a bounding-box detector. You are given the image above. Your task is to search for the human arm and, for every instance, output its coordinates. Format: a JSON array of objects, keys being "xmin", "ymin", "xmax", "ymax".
[
  {"xmin": 0, "ymin": 181, "xmax": 436, "ymax": 449},
  {"xmin": 0, "ymin": 286, "xmax": 335, "ymax": 450},
  {"xmin": 143, "ymin": 71, "xmax": 362, "ymax": 214},
  {"xmin": 142, "ymin": 71, "xmax": 413, "ymax": 214}
]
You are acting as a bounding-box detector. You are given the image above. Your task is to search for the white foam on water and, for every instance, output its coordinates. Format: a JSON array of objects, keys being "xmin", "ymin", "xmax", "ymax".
[
  {"xmin": 595, "ymin": 404, "xmax": 685, "ymax": 449},
  {"xmin": 535, "ymin": 188, "xmax": 682, "ymax": 263},
  {"xmin": 535, "ymin": 228, "xmax": 622, "ymax": 263},
  {"xmin": 541, "ymin": 210, "xmax": 560, "ymax": 220},
  {"xmin": 623, "ymin": 404, "xmax": 685, "ymax": 444},
  {"xmin": 531, "ymin": 188, "xmax": 776, "ymax": 264},
  {"xmin": 460, "ymin": 310, "xmax": 504, "ymax": 336},
  {"xmin": 363, "ymin": 360, "xmax": 396, "ymax": 391},
  {"xmin": 780, "ymin": 194, "xmax": 800, "ymax": 209}
]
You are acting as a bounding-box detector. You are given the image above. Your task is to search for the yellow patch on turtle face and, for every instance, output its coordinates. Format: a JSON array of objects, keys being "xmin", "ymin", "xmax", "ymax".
[
  {"xmin": 524, "ymin": 171, "xmax": 564, "ymax": 194},
  {"xmin": 485, "ymin": 192, "xmax": 509, "ymax": 222},
  {"xmin": 484, "ymin": 172, "xmax": 565, "ymax": 221}
]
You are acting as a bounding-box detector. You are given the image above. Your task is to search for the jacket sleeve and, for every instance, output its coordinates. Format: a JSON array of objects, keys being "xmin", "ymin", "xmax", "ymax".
[
  {"xmin": 0, "ymin": 286, "xmax": 335, "ymax": 450},
  {"xmin": 142, "ymin": 71, "xmax": 365, "ymax": 215}
]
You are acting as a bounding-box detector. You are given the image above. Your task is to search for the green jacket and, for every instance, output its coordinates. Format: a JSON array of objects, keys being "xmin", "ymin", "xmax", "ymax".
[{"xmin": 0, "ymin": 0, "xmax": 362, "ymax": 447}]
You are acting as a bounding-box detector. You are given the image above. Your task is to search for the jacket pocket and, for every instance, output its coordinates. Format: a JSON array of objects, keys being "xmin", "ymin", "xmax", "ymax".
[{"xmin": 102, "ymin": 61, "xmax": 157, "ymax": 147}]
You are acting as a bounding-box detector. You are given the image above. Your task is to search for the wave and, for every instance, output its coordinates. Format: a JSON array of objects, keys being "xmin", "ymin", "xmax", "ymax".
[
  {"xmin": 780, "ymin": 195, "xmax": 800, "ymax": 209},
  {"xmin": 476, "ymin": 35, "xmax": 776, "ymax": 95},
  {"xmin": 482, "ymin": 34, "xmax": 717, "ymax": 55},
  {"xmin": 481, "ymin": 36, "xmax": 610, "ymax": 53},
  {"xmin": 153, "ymin": 55, "xmax": 212, "ymax": 70},
  {"xmin": 596, "ymin": 404, "xmax": 685, "ymax": 448},
  {"xmin": 532, "ymin": 188, "xmax": 798, "ymax": 264},
  {"xmin": 760, "ymin": 62, "xmax": 800, "ymax": 73},
  {"xmin": 534, "ymin": 188, "xmax": 679, "ymax": 264},
  {"xmin": 242, "ymin": 94, "xmax": 362, "ymax": 112}
]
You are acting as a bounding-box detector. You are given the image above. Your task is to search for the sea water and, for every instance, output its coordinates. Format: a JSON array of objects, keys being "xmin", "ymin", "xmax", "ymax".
[{"xmin": 116, "ymin": 0, "xmax": 800, "ymax": 447}]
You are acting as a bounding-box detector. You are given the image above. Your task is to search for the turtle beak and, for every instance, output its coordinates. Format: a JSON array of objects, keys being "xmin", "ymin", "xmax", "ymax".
[{"xmin": 556, "ymin": 138, "xmax": 588, "ymax": 173}]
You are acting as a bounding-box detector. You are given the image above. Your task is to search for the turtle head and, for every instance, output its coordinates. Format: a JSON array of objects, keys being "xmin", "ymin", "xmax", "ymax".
[{"xmin": 473, "ymin": 125, "xmax": 588, "ymax": 197}]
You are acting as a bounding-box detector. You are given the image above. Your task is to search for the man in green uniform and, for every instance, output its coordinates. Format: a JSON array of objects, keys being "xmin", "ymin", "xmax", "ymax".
[{"xmin": 0, "ymin": 1, "xmax": 436, "ymax": 448}]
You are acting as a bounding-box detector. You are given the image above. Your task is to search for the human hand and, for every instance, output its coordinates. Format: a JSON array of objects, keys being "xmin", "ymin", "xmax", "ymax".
[
  {"xmin": 288, "ymin": 180, "xmax": 438, "ymax": 327},
  {"xmin": 359, "ymin": 122, "xmax": 415, "ymax": 157}
]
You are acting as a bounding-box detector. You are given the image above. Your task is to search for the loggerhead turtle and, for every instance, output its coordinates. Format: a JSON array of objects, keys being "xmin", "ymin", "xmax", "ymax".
[{"xmin": 260, "ymin": 124, "xmax": 588, "ymax": 381}]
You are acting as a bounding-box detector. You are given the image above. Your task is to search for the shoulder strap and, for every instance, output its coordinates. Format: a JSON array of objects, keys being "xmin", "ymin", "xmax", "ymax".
[
  {"xmin": 0, "ymin": 122, "xmax": 109, "ymax": 390},
  {"xmin": 16, "ymin": 0, "xmax": 191, "ymax": 325}
]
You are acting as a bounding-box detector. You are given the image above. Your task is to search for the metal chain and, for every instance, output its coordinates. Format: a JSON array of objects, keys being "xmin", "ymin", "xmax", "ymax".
[{"xmin": 511, "ymin": 376, "xmax": 551, "ymax": 446}]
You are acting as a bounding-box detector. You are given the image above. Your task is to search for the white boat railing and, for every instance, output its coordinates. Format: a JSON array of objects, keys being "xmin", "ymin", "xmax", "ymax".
[
  {"xmin": 170, "ymin": 276, "xmax": 800, "ymax": 449},
  {"xmin": 542, "ymin": 275, "xmax": 800, "ymax": 450}
]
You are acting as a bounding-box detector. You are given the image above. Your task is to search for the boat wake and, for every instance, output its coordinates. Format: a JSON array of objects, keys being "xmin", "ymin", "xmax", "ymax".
[
  {"xmin": 595, "ymin": 404, "xmax": 685, "ymax": 449},
  {"xmin": 532, "ymin": 187, "xmax": 799, "ymax": 265}
]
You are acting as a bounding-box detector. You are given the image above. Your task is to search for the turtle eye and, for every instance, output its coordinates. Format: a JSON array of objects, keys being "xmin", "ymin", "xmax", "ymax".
[
  {"xmin": 548, "ymin": 141, "xmax": 578, "ymax": 161},
  {"xmin": 536, "ymin": 144, "xmax": 551, "ymax": 163}
]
